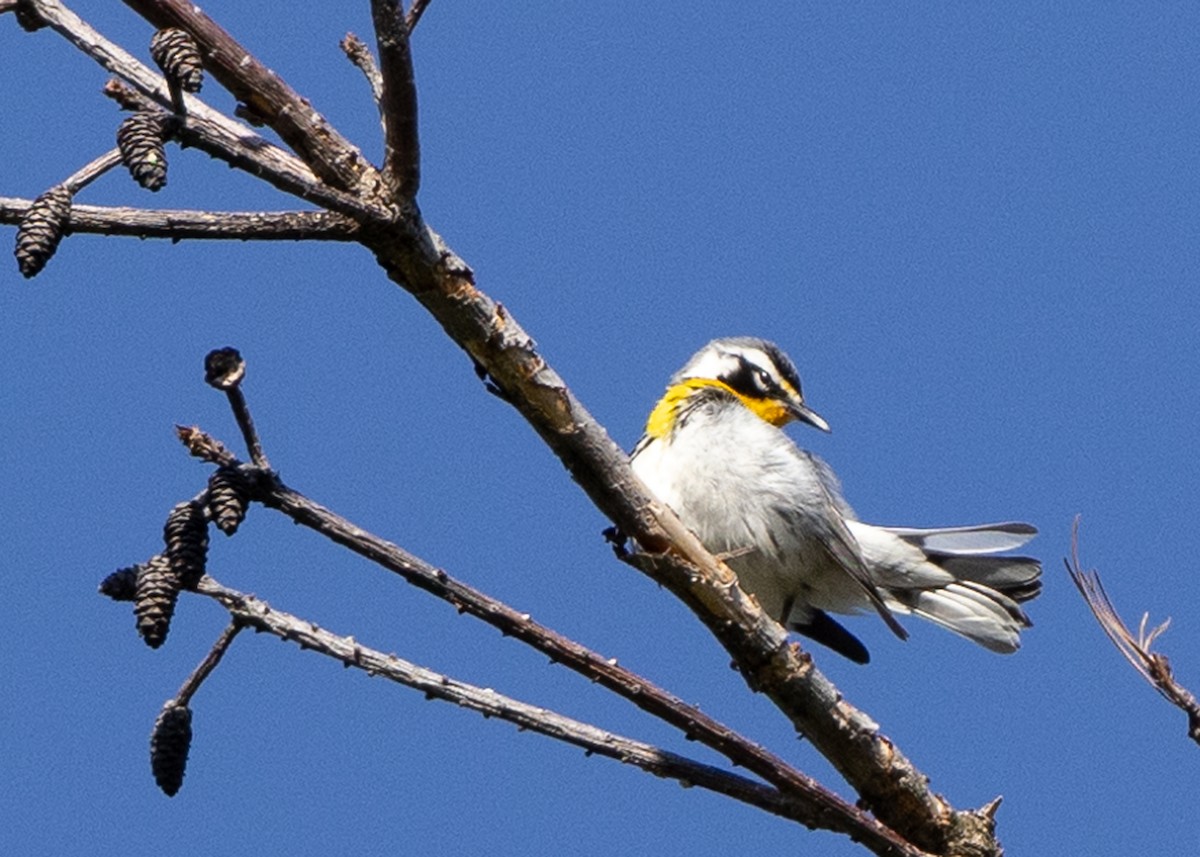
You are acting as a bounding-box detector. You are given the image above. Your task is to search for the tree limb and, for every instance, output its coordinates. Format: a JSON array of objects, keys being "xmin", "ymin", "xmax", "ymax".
[
  {"xmin": 340, "ymin": 32, "xmax": 383, "ymax": 107},
  {"xmin": 10, "ymin": 3, "xmax": 1005, "ymax": 852},
  {"xmin": 101, "ymin": 79, "xmax": 389, "ymax": 223},
  {"xmin": 20, "ymin": 1, "xmax": 389, "ymax": 222},
  {"xmin": 192, "ymin": 574, "xmax": 927, "ymax": 856},
  {"xmin": 369, "ymin": 0, "xmax": 420, "ymax": 199},
  {"xmin": 0, "ymin": 197, "xmax": 361, "ymax": 241},
  {"xmin": 118, "ymin": 0, "xmax": 381, "ymax": 196},
  {"xmin": 406, "ymin": 0, "xmax": 432, "ymax": 33},
  {"xmin": 169, "ymin": 427, "xmax": 908, "ymax": 851}
]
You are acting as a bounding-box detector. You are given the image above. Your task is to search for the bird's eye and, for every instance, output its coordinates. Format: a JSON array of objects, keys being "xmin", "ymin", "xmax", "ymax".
[{"xmin": 754, "ymin": 367, "xmax": 772, "ymax": 391}]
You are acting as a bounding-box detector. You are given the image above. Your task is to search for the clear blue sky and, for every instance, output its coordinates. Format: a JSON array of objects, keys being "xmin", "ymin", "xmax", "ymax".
[{"xmin": 4, "ymin": 4, "xmax": 1199, "ymax": 855}]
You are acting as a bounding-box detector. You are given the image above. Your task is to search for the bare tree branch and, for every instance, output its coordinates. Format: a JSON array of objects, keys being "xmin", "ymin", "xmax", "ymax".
[
  {"xmin": 19, "ymin": 2, "xmax": 389, "ymax": 222},
  {"xmin": 101, "ymin": 79, "xmax": 389, "ymax": 223},
  {"xmin": 406, "ymin": 0, "xmax": 432, "ymax": 33},
  {"xmin": 340, "ymin": 32, "xmax": 384, "ymax": 107},
  {"xmin": 173, "ymin": 621, "xmax": 242, "ymax": 707},
  {"xmin": 169, "ymin": 424, "xmax": 903, "ymax": 849},
  {"xmin": 61, "ymin": 148, "xmax": 123, "ymax": 193},
  {"xmin": 0, "ymin": 197, "xmax": 361, "ymax": 241},
  {"xmin": 11, "ymin": 4, "xmax": 1006, "ymax": 852},
  {"xmin": 361, "ymin": 220, "xmax": 984, "ymax": 854},
  {"xmin": 369, "ymin": 0, "xmax": 420, "ymax": 199},
  {"xmin": 191, "ymin": 575, "xmax": 927, "ymax": 856},
  {"xmin": 1066, "ymin": 519, "xmax": 1200, "ymax": 746},
  {"xmin": 118, "ymin": 0, "xmax": 381, "ymax": 196}
]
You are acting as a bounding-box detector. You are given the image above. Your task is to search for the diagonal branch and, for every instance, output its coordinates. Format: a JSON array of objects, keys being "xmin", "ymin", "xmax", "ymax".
[
  {"xmin": 171, "ymin": 426, "xmax": 913, "ymax": 852},
  {"xmin": 1065, "ymin": 519, "xmax": 1200, "ymax": 746},
  {"xmin": 405, "ymin": 0, "xmax": 432, "ymax": 32},
  {"xmin": 14, "ymin": 3, "xmax": 1001, "ymax": 851},
  {"xmin": 193, "ymin": 574, "xmax": 927, "ymax": 856},
  {"xmin": 340, "ymin": 32, "xmax": 383, "ymax": 107},
  {"xmin": 21, "ymin": 2, "xmax": 389, "ymax": 222},
  {"xmin": 118, "ymin": 0, "xmax": 381, "ymax": 196},
  {"xmin": 0, "ymin": 197, "xmax": 362, "ymax": 242},
  {"xmin": 369, "ymin": 0, "xmax": 420, "ymax": 199},
  {"xmin": 364, "ymin": 217, "xmax": 986, "ymax": 855},
  {"xmin": 101, "ymin": 80, "xmax": 389, "ymax": 223}
]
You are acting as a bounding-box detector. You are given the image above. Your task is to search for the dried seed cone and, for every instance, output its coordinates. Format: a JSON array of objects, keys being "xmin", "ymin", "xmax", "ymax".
[
  {"xmin": 135, "ymin": 554, "xmax": 180, "ymax": 648},
  {"xmin": 98, "ymin": 565, "xmax": 140, "ymax": 602},
  {"xmin": 15, "ymin": 185, "xmax": 72, "ymax": 278},
  {"xmin": 165, "ymin": 501, "xmax": 209, "ymax": 587},
  {"xmin": 204, "ymin": 347, "xmax": 245, "ymax": 390},
  {"xmin": 208, "ymin": 467, "xmax": 248, "ymax": 535},
  {"xmin": 116, "ymin": 112, "xmax": 169, "ymax": 191},
  {"xmin": 150, "ymin": 28, "xmax": 204, "ymax": 93},
  {"xmin": 150, "ymin": 701, "xmax": 193, "ymax": 797}
]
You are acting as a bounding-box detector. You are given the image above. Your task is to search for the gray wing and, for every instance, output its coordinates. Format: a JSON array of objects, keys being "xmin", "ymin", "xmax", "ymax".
[{"xmin": 797, "ymin": 451, "xmax": 908, "ymax": 641}]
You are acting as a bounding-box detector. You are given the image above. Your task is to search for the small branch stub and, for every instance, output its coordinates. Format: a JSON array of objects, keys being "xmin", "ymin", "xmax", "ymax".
[
  {"xmin": 14, "ymin": 185, "xmax": 72, "ymax": 278},
  {"xmin": 116, "ymin": 112, "xmax": 170, "ymax": 192},
  {"xmin": 150, "ymin": 700, "xmax": 193, "ymax": 796}
]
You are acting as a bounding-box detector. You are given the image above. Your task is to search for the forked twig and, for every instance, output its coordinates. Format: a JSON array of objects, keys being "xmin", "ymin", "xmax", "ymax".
[{"xmin": 1065, "ymin": 517, "xmax": 1200, "ymax": 745}]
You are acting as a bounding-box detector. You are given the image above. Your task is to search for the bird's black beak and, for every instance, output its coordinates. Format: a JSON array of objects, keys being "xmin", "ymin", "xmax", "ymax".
[{"xmin": 789, "ymin": 399, "xmax": 831, "ymax": 433}]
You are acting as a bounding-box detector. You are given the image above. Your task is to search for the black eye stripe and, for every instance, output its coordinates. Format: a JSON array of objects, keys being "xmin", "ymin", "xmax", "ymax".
[{"xmin": 723, "ymin": 356, "xmax": 777, "ymax": 397}]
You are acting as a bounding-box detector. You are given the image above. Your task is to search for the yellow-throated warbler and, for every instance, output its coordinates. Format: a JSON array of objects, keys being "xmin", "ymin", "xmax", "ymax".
[{"xmin": 629, "ymin": 337, "xmax": 1041, "ymax": 663}]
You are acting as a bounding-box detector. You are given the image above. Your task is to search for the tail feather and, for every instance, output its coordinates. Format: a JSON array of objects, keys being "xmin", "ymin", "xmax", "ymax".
[
  {"xmin": 887, "ymin": 582, "xmax": 1028, "ymax": 653},
  {"xmin": 853, "ymin": 520, "xmax": 1043, "ymax": 654},
  {"xmin": 888, "ymin": 521, "xmax": 1037, "ymax": 554},
  {"xmin": 930, "ymin": 553, "xmax": 1042, "ymax": 603}
]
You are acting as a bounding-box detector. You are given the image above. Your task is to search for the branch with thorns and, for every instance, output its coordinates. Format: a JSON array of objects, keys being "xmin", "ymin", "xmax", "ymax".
[{"xmin": 1065, "ymin": 518, "xmax": 1200, "ymax": 746}]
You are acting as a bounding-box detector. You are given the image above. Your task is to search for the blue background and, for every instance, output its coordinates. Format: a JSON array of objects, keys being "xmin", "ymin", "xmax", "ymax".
[{"xmin": 3, "ymin": 3, "xmax": 1198, "ymax": 855}]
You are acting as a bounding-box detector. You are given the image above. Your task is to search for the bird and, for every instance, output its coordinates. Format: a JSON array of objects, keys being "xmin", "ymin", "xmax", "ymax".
[{"xmin": 628, "ymin": 337, "xmax": 1042, "ymax": 664}]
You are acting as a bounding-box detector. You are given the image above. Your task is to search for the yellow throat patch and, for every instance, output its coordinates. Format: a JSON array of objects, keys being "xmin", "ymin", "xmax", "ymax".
[{"xmin": 645, "ymin": 378, "xmax": 795, "ymax": 438}]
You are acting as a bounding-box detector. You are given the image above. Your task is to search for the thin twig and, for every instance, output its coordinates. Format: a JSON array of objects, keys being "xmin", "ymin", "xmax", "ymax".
[
  {"xmin": 1065, "ymin": 518, "xmax": 1200, "ymax": 745},
  {"xmin": 119, "ymin": 0, "xmax": 380, "ymax": 195},
  {"xmin": 340, "ymin": 32, "xmax": 383, "ymax": 106},
  {"xmin": 23, "ymin": 0, "xmax": 984, "ymax": 847},
  {"xmin": 405, "ymin": 0, "xmax": 432, "ymax": 32},
  {"xmin": 15, "ymin": 1, "xmax": 388, "ymax": 222},
  {"xmin": 194, "ymin": 575, "xmax": 926, "ymax": 855},
  {"xmin": 170, "ymin": 427, "xmax": 909, "ymax": 852},
  {"xmin": 174, "ymin": 622, "xmax": 242, "ymax": 706},
  {"xmin": 225, "ymin": 388, "xmax": 267, "ymax": 469},
  {"xmin": 61, "ymin": 148, "xmax": 123, "ymax": 194},
  {"xmin": 369, "ymin": 0, "xmax": 420, "ymax": 199},
  {"xmin": 102, "ymin": 79, "xmax": 389, "ymax": 224},
  {"xmin": 0, "ymin": 197, "xmax": 362, "ymax": 241}
]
